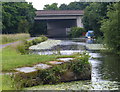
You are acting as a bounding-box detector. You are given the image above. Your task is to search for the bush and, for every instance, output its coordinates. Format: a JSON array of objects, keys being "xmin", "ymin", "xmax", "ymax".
[
  {"xmin": 31, "ymin": 35, "xmax": 48, "ymax": 45},
  {"xmin": 16, "ymin": 35, "xmax": 48, "ymax": 54},
  {"xmin": 68, "ymin": 27, "xmax": 86, "ymax": 38},
  {"xmin": 40, "ymin": 35, "xmax": 48, "ymax": 41},
  {"xmin": 16, "ymin": 44, "xmax": 28, "ymax": 55}
]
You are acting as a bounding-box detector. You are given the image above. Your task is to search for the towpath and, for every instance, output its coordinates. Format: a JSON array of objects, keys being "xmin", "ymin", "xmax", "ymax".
[{"xmin": 0, "ymin": 37, "xmax": 35, "ymax": 49}]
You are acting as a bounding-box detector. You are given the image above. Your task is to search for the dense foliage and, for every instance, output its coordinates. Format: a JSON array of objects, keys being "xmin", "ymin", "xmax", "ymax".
[
  {"xmin": 30, "ymin": 21, "xmax": 47, "ymax": 36},
  {"xmin": 44, "ymin": 3, "xmax": 59, "ymax": 10},
  {"xmin": 2, "ymin": 2, "xmax": 35, "ymax": 34},
  {"xmin": 44, "ymin": 2, "xmax": 90, "ymax": 10},
  {"xmin": 82, "ymin": 3, "xmax": 110, "ymax": 37},
  {"xmin": 60, "ymin": 2, "xmax": 90, "ymax": 10},
  {"xmin": 68, "ymin": 27, "xmax": 85, "ymax": 38},
  {"xmin": 101, "ymin": 2, "xmax": 120, "ymax": 55}
]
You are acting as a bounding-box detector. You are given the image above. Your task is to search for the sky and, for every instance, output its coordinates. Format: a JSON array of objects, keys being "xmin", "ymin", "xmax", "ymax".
[{"xmin": 25, "ymin": 0, "xmax": 79, "ymax": 10}]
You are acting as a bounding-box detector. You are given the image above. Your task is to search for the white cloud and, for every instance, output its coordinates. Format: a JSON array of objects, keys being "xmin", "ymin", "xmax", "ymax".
[{"xmin": 26, "ymin": 0, "xmax": 78, "ymax": 10}]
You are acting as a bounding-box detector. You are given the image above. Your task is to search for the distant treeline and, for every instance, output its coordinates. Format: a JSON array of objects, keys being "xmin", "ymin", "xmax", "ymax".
[{"xmin": 44, "ymin": 2, "xmax": 90, "ymax": 10}]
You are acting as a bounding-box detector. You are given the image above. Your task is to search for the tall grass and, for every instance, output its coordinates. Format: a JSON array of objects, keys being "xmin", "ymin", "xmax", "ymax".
[{"xmin": 0, "ymin": 33, "xmax": 30, "ymax": 44}]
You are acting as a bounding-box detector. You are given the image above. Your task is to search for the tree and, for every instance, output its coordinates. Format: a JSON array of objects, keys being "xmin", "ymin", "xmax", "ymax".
[
  {"xmin": 59, "ymin": 4, "xmax": 68, "ymax": 10},
  {"xmin": 2, "ymin": 2, "xmax": 35, "ymax": 34},
  {"xmin": 100, "ymin": 2, "xmax": 120, "ymax": 55},
  {"xmin": 30, "ymin": 21, "xmax": 47, "ymax": 36},
  {"xmin": 67, "ymin": 2, "xmax": 90, "ymax": 10},
  {"xmin": 18, "ymin": 19, "xmax": 30, "ymax": 33},
  {"xmin": 44, "ymin": 3, "xmax": 59, "ymax": 10},
  {"xmin": 44, "ymin": 2, "xmax": 90, "ymax": 10},
  {"xmin": 59, "ymin": 2, "xmax": 90, "ymax": 10},
  {"xmin": 82, "ymin": 3, "xmax": 110, "ymax": 37}
]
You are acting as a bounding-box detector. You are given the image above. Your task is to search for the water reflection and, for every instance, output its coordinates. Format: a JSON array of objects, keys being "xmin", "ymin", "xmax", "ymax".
[
  {"xmin": 86, "ymin": 38, "xmax": 94, "ymax": 44},
  {"xmin": 100, "ymin": 54, "xmax": 120, "ymax": 82}
]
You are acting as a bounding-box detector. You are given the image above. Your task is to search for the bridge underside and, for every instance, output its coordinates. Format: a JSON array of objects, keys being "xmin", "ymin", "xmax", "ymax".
[
  {"xmin": 35, "ymin": 10, "xmax": 83, "ymax": 37},
  {"xmin": 47, "ymin": 19, "xmax": 77, "ymax": 37}
]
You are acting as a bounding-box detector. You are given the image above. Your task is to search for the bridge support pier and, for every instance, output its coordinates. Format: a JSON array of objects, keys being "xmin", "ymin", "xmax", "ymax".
[{"xmin": 77, "ymin": 16, "xmax": 83, "ymax": 28}]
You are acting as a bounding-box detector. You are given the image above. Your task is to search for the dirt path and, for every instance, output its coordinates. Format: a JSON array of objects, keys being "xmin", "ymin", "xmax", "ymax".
[{"xmin": 0, "ymin": 37, "xmax": 35, "ymax": 49}]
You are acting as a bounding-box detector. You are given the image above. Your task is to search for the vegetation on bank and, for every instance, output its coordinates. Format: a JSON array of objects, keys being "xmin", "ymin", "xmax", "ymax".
[
  {"xmin": 1, "ymin": 45, "xmax": 91, "ymax": 90},
  {"xmin": 1, "ymin": 46, "xmax": 55, "ymax": 72},
  {"xmin": 1, "ymin": 35, "xmax": 90, "ymax": 90},
  {"xmin": 1, "ymin": 36, "xmax": 48, "ymax": 72},
  {"xmin": 13, "ymin": 54, "xmax": 90, "ymax": 89},
  {"xmin": 100, "ymin": 3, "xmax": 120, "ymax": 55},
  {"xmin": 16, "ymin": 35, "xmax": 48, "ymax": 54},
  {"xmin": 1, "ymin": 75, "xmax": 15, "ymax": 90},
  {"xmin": 68, "ymin": 27, "xmax": 85, "ymax": 38},
  {"xmin": 82, "ymin": 2, "xmax": 120, "ymax": 55},
  {"xmin": 0, "ymin": 33, "xmax": 30, "ymax": 44}
]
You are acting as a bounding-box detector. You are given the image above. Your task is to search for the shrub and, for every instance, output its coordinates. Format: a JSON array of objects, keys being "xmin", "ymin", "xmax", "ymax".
[
  {"xmin": 40, "ymin": 35, "xmax": 48, "ymax": 41},
  {"xmin": 68, "ymin": 27, "xmax": 86, "ymax": 38},
  {"xmin": 31, "ymin": 35, "xmax": 48, "ymax": 45},
  {"xmin": 32, "ymin": 38, "xmax": 42, "ymax": 45},
  {"xmin": 16, "ymin": 44, "xmax": 28, "ymax": 55},
  {"xmin": 16, "ymin": 35, "xmax": 48, "ymax": 54}
]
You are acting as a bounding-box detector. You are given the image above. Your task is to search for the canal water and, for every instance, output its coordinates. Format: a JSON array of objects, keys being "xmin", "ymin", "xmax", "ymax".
[{"xmin": 30, "ymin": 38, "xmax": 120, "ymax": 90}]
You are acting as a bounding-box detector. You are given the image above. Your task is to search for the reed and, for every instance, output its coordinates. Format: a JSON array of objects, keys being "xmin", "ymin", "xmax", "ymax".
[{"xmin": 0, "ymin": 33, "xmax": 30, "ymax": 44}]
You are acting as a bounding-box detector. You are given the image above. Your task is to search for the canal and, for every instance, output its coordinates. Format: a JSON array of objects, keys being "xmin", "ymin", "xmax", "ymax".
[{"xmin": 28, "ymin": 38, "xmax": 120, "ymax": 90}]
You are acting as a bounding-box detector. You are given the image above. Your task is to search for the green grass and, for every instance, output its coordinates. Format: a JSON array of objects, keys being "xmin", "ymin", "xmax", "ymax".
[
  {"xmin": 1, "ymin": 46, "xmax": 80, "ymax": 72},
  {"xmin": 1, "ymin": 46, "xmax": 56, "ymax": 72},
  {"xmin": 1, "ymin": 75, "xmax": 15, "ymax": 90},
  {"xmin": 0, "ymin": 33, "xmax": 30, "ymax": 44}
]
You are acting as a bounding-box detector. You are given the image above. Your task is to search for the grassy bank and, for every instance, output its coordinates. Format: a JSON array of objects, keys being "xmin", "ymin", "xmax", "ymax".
[
  {"xmin": 1, "ymin": 36, "xmax": 91, "ymax": 90},
  {"xmin": 1, "ymin": 46, "xmax": 56, "ymax": 72},
  {"xmin": 0, "ymin": 33, "xmax": 30, "ymax": 44},
  {"xmin": 2, "ymin": 46, "xmax": 84, "ymax": 72}
]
